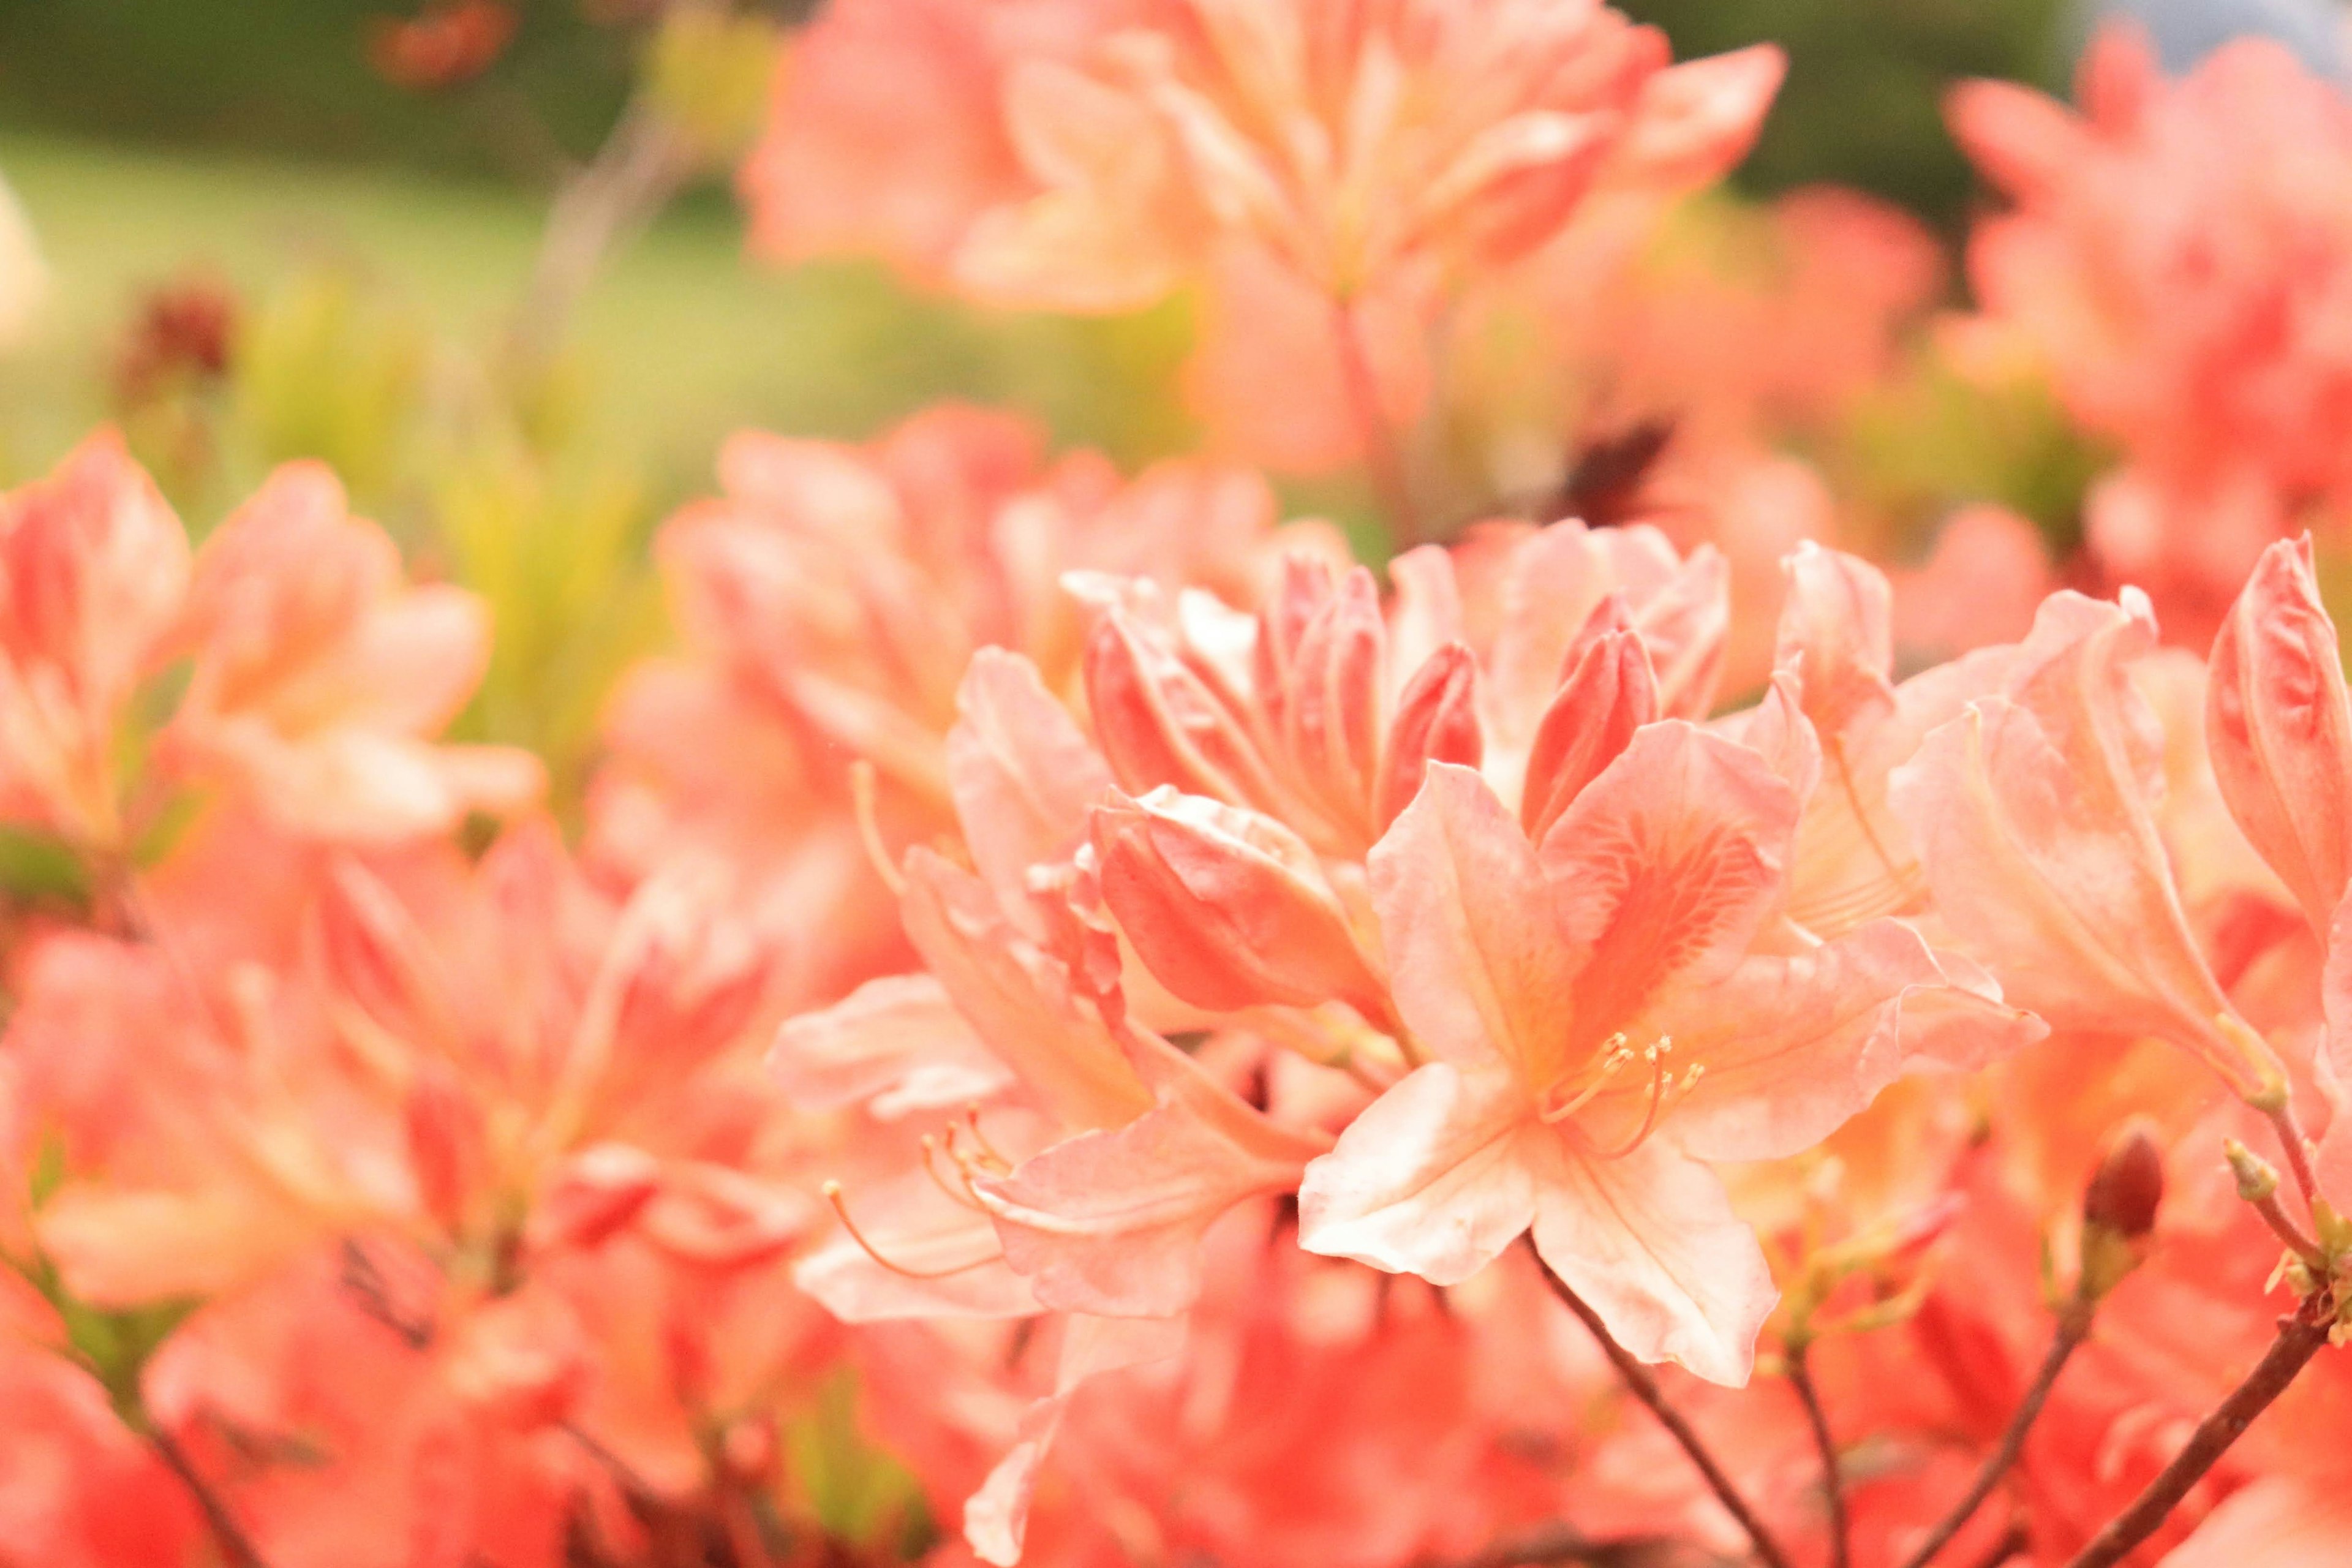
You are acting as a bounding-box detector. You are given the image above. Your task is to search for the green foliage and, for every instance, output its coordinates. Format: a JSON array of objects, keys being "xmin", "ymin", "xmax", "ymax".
[
  {"xmin": 0, "ymin": 826, "xmax": 93, "ymax": 914},
  {"xmin": 784, "ymin": 1367, "xmax": 938, "ymax": 1558},
  {"xmin": 9, "ymin": 1137, "xmax": 197, "ymax": 1429},
  {"xmin": 1623, "ymin": 0, "xmax": 2071, "ymax": 228},
  {"xmin": 234, "ymin": 268, "xmax": 429, "ymax": 510},
  {"xmin": 434, "ymin": 440, "xmax": 665, "ymax": 815},
  {"xmin": 1840, "ymin": 350, "xmax": 2109, "ymax": 554}
]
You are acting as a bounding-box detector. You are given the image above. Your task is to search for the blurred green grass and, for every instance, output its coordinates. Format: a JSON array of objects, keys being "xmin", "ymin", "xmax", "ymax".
[{"xmin": 0, "ymin": 130, "xmax": 1197, "ymax": 504}]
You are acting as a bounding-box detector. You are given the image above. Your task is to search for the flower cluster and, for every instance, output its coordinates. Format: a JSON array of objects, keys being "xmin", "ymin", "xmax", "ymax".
[{"xmin": 13, "ymin": 7, "xmax": 2352, "ymax": 1568}]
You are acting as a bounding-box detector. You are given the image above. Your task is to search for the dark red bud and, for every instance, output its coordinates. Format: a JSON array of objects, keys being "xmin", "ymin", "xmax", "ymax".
[{"xmin": 2083, "ymin": 1121, "xmax": 2165, "ymax": 1241}]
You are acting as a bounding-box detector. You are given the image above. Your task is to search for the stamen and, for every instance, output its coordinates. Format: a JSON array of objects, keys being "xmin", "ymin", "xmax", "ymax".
[
  {"xmin": 1537, "ymin": 1033, "xmax": 1637, "ymax": 1124},
  {"xmin": 921, "ymin": 1132, "xmax": 987, "ymax": 1211},
  {"xmin": 821, "ymin": 1181, "xmax": 995, "ymax": 1279},
  {"xmin": 961, "ymin": 1104, "xmax": 1012, "ymax": 1172},
  {"xmin": 1588, "ymin": 1051, "xmax": 1671, "ymax": 1160},
  {"xmin": 849, "ymin": 760, "xmax": 906, "ymax": 897}
]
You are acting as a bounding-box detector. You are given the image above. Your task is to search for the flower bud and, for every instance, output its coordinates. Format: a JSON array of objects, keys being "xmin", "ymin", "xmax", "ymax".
[
  {"xmin": 1521, "ymin": 616, "xmax": 1657, "ymax": 844},
  {"xmin": 2207, "ymin": 534, "xmax": 2352, "ymax": 937},
  {"xmin": 2082, "ymin": 1121, "xmax": 2165, "ymax": 1240},
  {"xmin": 1259, "ymin": 562, "xmax": 1387, "ymax": 843},
  {"xmin": 1091, "ymin": 788, "xmax": 1386, "ymax": 1019},
  {"xmin": 1084, "ymin": 609, "xmax": 1286, "ymax": 812},
  {"xmin": 1376, "ymin": 643, "xmax": 1482, "ymax": 834},
  {"xmin": 2079, "ymin": 1121, "xmax": 2164, "ymax": 1300},
  {"xmin": 2225, "ymin": 1137, "xmax": 2280, "ymax": 1203}
]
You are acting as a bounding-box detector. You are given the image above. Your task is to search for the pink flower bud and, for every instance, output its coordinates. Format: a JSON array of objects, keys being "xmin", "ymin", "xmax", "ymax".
[
  {"xmin": 1084, "ymin": 608, "xmax": 1286, "ymax": 812},
  {"xmin": 1090, "ymin": 788, "xmax": 1385, "ymax": 1018},
  {"xmin": 1257, "ymin": 560, "xmax": 1386, "ymax": 841},
  {"xmin": 1521, "ymin": 623, "xmax": 1657, "ymax": 844},
  {"xmin": 1376, "ymin": 643, "xmax": 1482, "ymax": 833}
]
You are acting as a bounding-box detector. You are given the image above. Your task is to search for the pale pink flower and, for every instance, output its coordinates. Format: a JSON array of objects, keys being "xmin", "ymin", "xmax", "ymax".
[
  {"xmin": 1297, "ymin": 726, "xmax": 1968, "ymax": 1384},
  {"xmin": 163, "ymin": 461, "xmax": 543, "ymax": 843},
  {"xmin": 0, "ymin": 429, "xmax": 187, "ymax": 848},
  {"xmin": 1950, "ymin": 25, "xmax": 2352, "ymax": 631},
  {"xmin": 589, "ymin": 405, "xmax": 1303, "ymax": 1006},
  {"xmin": 1889, "ymin": 589, "xmax": 2288, "ymax": 1102}
]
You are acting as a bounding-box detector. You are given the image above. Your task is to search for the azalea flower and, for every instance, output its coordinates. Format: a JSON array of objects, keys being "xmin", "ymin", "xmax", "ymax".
[
  {"xmin": 1294, "ymin": 725, "xmax": 1978, "ymax": 1384},
  {"xmin": 162, "ymin": 461, "xmax": 543, "ymax": 843},
  {"xmin": 0, "ymin": 430, "xmax": 186, "ymax": 850},
  {"xmin": 748, "ymin": 0, "xmax": 1782, "ymax": 486},
  {"xmin": 589, "ymin": 404, "xmax": 1308, "ymax": 1006},
  {"xmin": 777, "ymin": 649, "xmax": 1328, "ymax": 1562},
  {"xmin": 1950, "ymin": 24, "xmax": 2352, "ymax": 637}
]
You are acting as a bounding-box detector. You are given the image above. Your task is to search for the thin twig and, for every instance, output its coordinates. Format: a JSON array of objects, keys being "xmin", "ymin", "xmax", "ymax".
[
  {"xmin": 1421, "ymin": 1522, "xmax": 1742, "ymax": 1568},
  {"xmin": 1536, "ymin": 1261, "xmax": 1797, "ymax": 1568},
  {"xmin": 1957, "ymin": 1519, "xmax": 2027, "ymax": 1568},
  {"xmin": 508, "ymin": 97, "xmax": 694, "ymax": 374},
  {"xmin": 151, "ymin": 1427, "xmax": 271, "ymax": 1568},
  {"xmin": 2062, "ymin": 1294, "xmax": 2334, "ymax": 1568},
  {"xmin": 1897, "ymin": 1298, "xmax": 2093, "ymax": 1568},
  {"xmin": 2250, "ymin": 1186, "xmax": 2326, "ymax": 1268},
  {"xmin": 2261, "ymin": 1101, "xmax": 2323, "ymax": 1216},
  {"xmin": 1330, "ymin": 296, "xmax": 1421, "ymax": 548},
  {"xmin": 1785, "ymin": 1343, "xmax": 1850, "ymax": 1568},
  {"xmin": 1418, "ymin": 1522, "xmax": 1607, "ymax": 1568}
]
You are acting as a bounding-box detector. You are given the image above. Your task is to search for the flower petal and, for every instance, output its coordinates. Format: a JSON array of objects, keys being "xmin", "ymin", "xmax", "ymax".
[
  {"xmin": 1529, "ymin": 1138, "xmax": 1775, "ymax": 1387},
  {"xmin": 2207, "ymin": 535, "xmax": 2352, "ymax": 937},
  {"xmin": 1656, "ymin": 919, "xmax": 1953, "ymax": 1163},
  {"xmin": 1296, "ymin": 1060, "xmax": 1542, "ymax": 1286},
  {"xmin": 1539, "ymin": 721, "xmax": 1799, "ymax": 1044},
  {"xmin": 976, "ymin": 1035, "xmax": 1325, "ymax": 1318},
  {"xmin": 1370, "ymin": 761, "xmax": 1575, "ymax": 1079}
]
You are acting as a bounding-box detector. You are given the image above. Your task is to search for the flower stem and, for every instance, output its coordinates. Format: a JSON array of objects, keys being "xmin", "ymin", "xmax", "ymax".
[
  {"xmin": 1421, "ymin": 1522, "xmax": 1738, "ymax": 1568},
  {"xmin": 1958, "ymin": 1521, "xmax": 2027, "ymax": 1568},
  {"xmin": 1785, "ymin": 1342, "xmax": 1850, "ymax": 1568},
  {"xmin": 2061, "ymin": 1292, "xmax": 2334, "ymax": 1568},
  {"xmin": 1329, "ymin": 296, "xmax": 1421, "ymax": 549},
  {"xmin": 1536, "ymin": 1259, "xmax": 1797, "ymax": 1568},
  {"xmin": 2263, "ymin": 1101, "xmax": 2323, "ymax": 1213},
  {"xmin": 1896, "ymin": 1297, "xmax": 2092, "ymax": 1568}
]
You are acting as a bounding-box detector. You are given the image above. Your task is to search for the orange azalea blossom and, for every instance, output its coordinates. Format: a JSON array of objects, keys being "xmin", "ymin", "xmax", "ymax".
[
  {"xmin": 2, "ymin": 810, "xmax": 840, "ymax": 1560},
  {"xmin": 748, "ymin": 0, "xmax": 1781, "ymax": 476},
  {"xmin": 1292, "ymin": 728, "xmax": 2003, "ymax": 1385},
  {"xmin": 0, "ymin": 433, "xmax": 538, "ymax": 856},
  {"xmin": 1888, "ymin": 586, "xmax": 2299, "ymax": 1106},
  {"xmin": 20, "ymin": 816, "xmax": 800, "ymax": 1306},
  {"xmin": 755, "ymin": 0, "xmax": 1782, "ymax": 306},
  {"xmin": 1060, "ymin": 515, "xmax": 1735, "ymax": 1027},
  {"xmin": 161, "ymin": 461, "xmax": 543, "ymax": 843},
  {"xmin": 0, "ymin": 429, "xmax": 186, "ymax": 849},
  {"xmin": 1950, "ymin": 24, "xmax": 2352, "ymax": 639},
  {"xmin": 589, "ymin": 404, "xmax": 1314, "ymax": 1006},
  {"xmin": 776, "ymin": 649, "xmax": 1329, "ymax": 1563}
]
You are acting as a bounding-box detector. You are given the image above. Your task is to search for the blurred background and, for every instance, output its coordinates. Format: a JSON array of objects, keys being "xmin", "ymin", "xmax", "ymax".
[{"xmin": 0, "ymin": 0, "xmax": 2339, "ymax": 805}]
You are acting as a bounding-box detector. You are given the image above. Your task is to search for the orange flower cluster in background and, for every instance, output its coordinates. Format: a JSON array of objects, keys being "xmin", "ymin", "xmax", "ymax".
[{"xmin": 17, "ymin": 6, "xmax": 2352, "ymax": 1568}]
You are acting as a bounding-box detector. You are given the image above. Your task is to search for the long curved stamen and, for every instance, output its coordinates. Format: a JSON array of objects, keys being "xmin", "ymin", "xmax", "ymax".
[
  {"xmin": 848, "ymin": 760, "xmax": 906, "ymax": 897},
  {"xmin": 1540, "ymin": 1032, "xmax": 1636, "ymax": 1124},
  {"xmin": 921, "ymin": 1133, "xmax": 989, "ymax": 1211},
  {"xmin": 961, "ymin": 1104, "xmax": 1012, "ymax": 1173},
  {"xmin": 821, "ymin": 1181, "xmax": 997, "ymax": 1280},
  {"xmin": 1585, "ymin": 1040, "xmax": 1705, "ymax": 1162}
]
